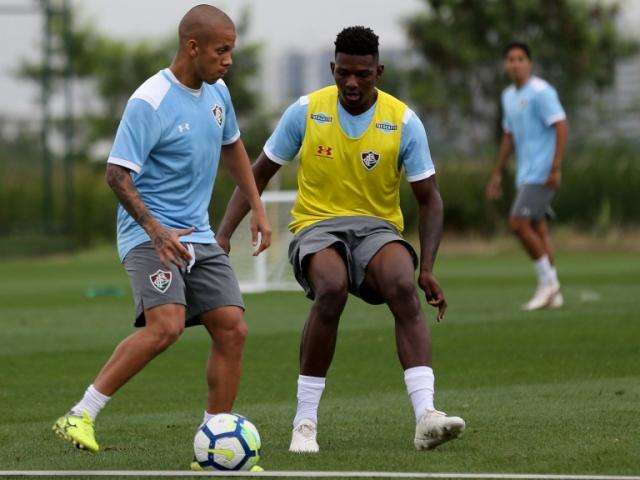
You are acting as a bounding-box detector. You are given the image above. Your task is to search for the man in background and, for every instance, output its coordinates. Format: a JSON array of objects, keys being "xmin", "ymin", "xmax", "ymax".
[{"xmin": 487, "ymin": 41, "xmax": 568, "ymax": 311}]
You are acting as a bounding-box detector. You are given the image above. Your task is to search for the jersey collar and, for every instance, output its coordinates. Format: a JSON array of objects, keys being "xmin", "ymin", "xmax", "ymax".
[{"xmin": 163, "ymin": 68, "xmax": 203, "ymax": 97}]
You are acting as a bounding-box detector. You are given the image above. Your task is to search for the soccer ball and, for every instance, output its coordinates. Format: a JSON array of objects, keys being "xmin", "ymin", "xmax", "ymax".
[{"xmin": 193, "ymin": 413, "xmax": 261, "ymax": 471}]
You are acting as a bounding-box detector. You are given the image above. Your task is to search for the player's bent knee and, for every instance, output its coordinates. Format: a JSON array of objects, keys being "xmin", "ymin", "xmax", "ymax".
[
  {"xmin": 230, "ymin": 319, "xmax": 249, "ymax": 347},
  {"xmin": 384, "ymin": 279, "xmax": 420, "ymax": 308},
  {"xmin": 144, "ymin": 304, "xmax": 185, "ymax": 341},
  {"xmin": 314, "ymin": 281, "xmax": 348, "ymax": 312},
  {"xmin": 148, "ymin": 321, "xmax": 184, "ymax": 350},
  {"xmin": 509, "ymin": 216, "xmax": 529, "ymax": 234},
  {"xmin": 212, "ymin": 314, "xmax": 248, "ymax": 352}
]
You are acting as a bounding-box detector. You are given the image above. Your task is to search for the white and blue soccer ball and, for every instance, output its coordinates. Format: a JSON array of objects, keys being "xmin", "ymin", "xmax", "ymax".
[{"xmin": 193, "ymin": 413, "xmax": 261, "ymax": 471}]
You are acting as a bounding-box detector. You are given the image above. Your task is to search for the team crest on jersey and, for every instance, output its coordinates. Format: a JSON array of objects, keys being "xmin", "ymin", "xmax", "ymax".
[
  {"xmin": 310, "ymin": 112, "xmax": 333, "ymax": 125},
  {"xmin": 361, "ymin": 151, "xmax": 380, "ymax": 170},
  {"xmin": 149, "ymin": 269, "xmax": 172, "ymax": 294},
  {"xmin": 211, "ymin": 104, "xmax": 224, "ymax": 127},
  {"xmin": 375, "ymin": 121, "xmax": 398, "ymax": 133}
]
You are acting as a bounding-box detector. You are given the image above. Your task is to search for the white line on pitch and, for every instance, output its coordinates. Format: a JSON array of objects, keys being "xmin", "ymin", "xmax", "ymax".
[{"xmin": 0, "ymin": 472, "xmax": 638, "ymax": 479}]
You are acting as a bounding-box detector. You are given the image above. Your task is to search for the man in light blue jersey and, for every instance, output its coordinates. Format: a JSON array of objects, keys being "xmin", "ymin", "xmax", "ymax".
[
  {"xmin": 217, "ymin": 27, "xmax": 464, "ymax": 453},
  {"xmin": 53, "ymin": 5, "xmax": 271, "ymax": 457},
  {"xmin": 487, "ymin": 41, "xmax": 568, "ymax": 311}
]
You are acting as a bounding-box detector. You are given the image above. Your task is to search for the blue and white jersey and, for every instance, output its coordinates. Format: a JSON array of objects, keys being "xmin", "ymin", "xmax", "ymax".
[
  {"xmin": 264, "ymin": 94, "xmax": 435, "ymax": 182},
  {"xmin": 501, "ymin": 76, "xmax": 566, "ymax": 186},
  {"xmin": 108, "ymin": 68, "xmax": 240, "ymax": 261}
]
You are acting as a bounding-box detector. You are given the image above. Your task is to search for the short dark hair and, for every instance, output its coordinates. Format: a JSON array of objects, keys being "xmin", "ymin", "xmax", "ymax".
[
  {"xmin": 503, "ymin": 41, "xmax": 532, "ymax": 60},
  {"xmin": 334, "ymin": 26, "xmax": 379, "ymax": 58}
]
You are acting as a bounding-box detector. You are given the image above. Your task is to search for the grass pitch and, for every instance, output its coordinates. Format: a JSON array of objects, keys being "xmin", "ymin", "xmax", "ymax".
[{"xmin": 0, "ymin": 246, "xmax": 638, "ymax": 474}]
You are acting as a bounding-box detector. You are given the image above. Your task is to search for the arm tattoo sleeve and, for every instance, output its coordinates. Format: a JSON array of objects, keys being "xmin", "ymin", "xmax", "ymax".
[{"xmin": 105, "ymin": 164, "xmax": 157, "ymax": 234}]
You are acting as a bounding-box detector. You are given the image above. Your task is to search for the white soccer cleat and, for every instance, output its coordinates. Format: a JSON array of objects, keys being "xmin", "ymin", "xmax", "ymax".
[
  {"xmin": 549, "ymin": 291, "xmax": 564, "ymax": 309},
  {"xmin": 289, "ymin": 419, "xmax": 319, "ymax": 453},
  {"xmin": 522, "ymin": 282, "xmax": 560, "ymax": 311},
  {"xmin": 414, "ymin": 409, "xmax": 465, "ymax": 451}
]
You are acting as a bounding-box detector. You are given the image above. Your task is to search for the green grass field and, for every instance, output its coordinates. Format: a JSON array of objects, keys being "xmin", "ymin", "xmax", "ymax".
[{"xmin": 0, "ymin": 246, "xmax": 638, "ymax": 475}]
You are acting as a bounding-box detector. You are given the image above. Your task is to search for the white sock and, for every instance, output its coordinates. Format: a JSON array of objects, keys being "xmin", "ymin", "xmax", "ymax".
[
  {"xmin": 534, "ymin": 255, "xmax": 554, "ymax": 285},
  {"xmin": 201, "ymin": 410, "xmax": 215, "ymax": 428},
  {"xmin": 293, "ymin": 375, "xmax": 325, "ymax": 428},
  {"xmin": 71, "ymin": 384, "xmax": 110, "ymax": 421},
  {"xmin": 404, "ymin": 366, "xmax": 435, "ymax": 421},
  {"xmin": 549, "ymin": 266, "xmax": 559, "ymax": 285}
]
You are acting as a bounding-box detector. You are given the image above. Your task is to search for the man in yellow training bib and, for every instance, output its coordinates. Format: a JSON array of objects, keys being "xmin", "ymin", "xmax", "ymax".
[{"xmin": 217, "ymin": 26, "xmax": 464, "ymax": 453}]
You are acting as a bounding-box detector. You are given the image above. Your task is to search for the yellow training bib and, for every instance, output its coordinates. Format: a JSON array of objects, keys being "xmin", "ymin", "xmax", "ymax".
[{"xmin": 290, "ymin": 85, "xmax": 407, "ymax": 233}]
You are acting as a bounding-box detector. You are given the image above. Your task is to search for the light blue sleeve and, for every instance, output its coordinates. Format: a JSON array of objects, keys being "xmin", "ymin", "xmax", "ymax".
[
  {"xmin": 108, "ymin": 98, "xmax": 162, "ymax": 173},
  {"xmin": 536, "ymin": 86, "xmax": 566, "ymax": 126},
  {"xmin": 501, "ymin": 91, "xmax": 513, "ymax": 133},
  {"xmin": 218, "ymin": 82, "xmax": 241, "ymax": 145},
  {"xmin": 399, "ymin": 111, "xmax": 436, "ymax": 182},
  {"xmin": 263, "ymin": 100, "xmax": 307, "ymax": 164}
]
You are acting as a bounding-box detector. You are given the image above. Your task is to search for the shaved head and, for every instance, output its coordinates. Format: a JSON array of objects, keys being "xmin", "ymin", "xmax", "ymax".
[
  {"xmin": 178, "ymin": 4, "xmax": 235, "ymax": 46},
  {"xmin": 172, "ymin": 4, "xmax": 236, "ymax": 86}
]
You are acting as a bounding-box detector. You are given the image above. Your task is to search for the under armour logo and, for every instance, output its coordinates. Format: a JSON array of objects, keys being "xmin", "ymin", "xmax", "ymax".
[
  {"xmin": 178, "ymin": 123, "xmax": 190, "ymax": 133},
  {"xmin": 316, "ymin": 145, "xmax": 333, "ymax": 157}
]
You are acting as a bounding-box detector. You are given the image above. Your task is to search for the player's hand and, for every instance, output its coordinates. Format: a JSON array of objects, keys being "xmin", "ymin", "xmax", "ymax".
[
  {"xmin": 216, "ymin": 234, "xmax": 231, "ymax": 254},
  {"xmin": 485, "ymin": 173, "xmax": 503, "ymax": 200},
  {"xmin": 150, "ymin": 225, "xmax": 195, "ymax": 268},
  {"xmin": 250, "ymin": 210, "xmax": 272, "ymax": 256},
  {"xmin": 418, "ymin": 271, "xmax": 447, "ymax": 322},
  {"xmin": 545, "ymin": 169, "xmax": 561, "ymax": 190}
]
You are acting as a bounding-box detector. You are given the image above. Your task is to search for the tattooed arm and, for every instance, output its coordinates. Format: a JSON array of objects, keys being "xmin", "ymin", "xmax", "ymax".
[
  {"xmin": 410, "ymin": 175, "xmax": 447, "ymax": 321},
  {"xmin": 105, "ymin": 163, "xmax": 193, "ymax": 267}
]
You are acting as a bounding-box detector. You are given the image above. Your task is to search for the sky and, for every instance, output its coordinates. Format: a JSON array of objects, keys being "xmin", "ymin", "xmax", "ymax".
[
  {"xmin": 1, "ymin": 0, "xmax": 639, "ymax": 117},
  {"xmin": 0, "ymin": 0, "xmax": 424, "ymax": 117}
]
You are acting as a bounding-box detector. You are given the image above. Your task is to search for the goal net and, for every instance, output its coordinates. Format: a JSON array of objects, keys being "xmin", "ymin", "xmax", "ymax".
[{"xmin": 227, "ymin": 190, "xmax": 301, "ymax": 293}]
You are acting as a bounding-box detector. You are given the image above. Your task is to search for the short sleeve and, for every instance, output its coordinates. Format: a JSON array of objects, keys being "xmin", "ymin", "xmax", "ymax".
[
  {"xmin": 108, "ymin": 99, "xmax": 162, "ymax": 173},
  {"xmin": 400, "ymin": 110, "xmax": 436, "ymax": 182},
  {"xmin": 536, "ymin": 86, "xmax": 566, "ymax": 126},
  {"xmin": 217, "ymin": 81, "xmax": 241, "ymax": 145},
  {"xmin": 263, "ymin": 99, "xmax": 308, "ymax": 164},
  {"xmin": 501, "ymin": 92, "xmax": 512, "ymax": 133}
]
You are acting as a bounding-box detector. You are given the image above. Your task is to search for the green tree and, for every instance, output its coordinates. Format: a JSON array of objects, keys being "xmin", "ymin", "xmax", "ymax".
[{"xmin": 405, "ymin": 0, "xmax": 638, "ymax": 145}]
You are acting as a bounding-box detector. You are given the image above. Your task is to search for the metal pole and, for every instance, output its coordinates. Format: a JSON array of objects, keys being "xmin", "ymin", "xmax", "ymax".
[
  {"xmin": 41, "ymin": 0, "xmax": 53, "ymax": 233},
  {"xmin": 62, "ymin": 0, "xmax": 74, "ymax": 234}
]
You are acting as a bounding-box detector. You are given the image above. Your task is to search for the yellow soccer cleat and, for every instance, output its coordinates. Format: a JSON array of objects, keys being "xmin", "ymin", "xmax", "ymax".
[{"xmin": 53, "ymin": 410, "xmax": 99, "ymax": 453}]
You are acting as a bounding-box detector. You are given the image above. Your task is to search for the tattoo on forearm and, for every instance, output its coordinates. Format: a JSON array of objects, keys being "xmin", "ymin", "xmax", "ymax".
[{"xmin": 106, "ymin": 165, "xmax": 155, "ymax": 231}]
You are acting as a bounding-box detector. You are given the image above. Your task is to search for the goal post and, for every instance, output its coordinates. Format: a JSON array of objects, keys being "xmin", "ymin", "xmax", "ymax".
[{"xmin": 227, "ymin": 190, "xmax": 301, "ymax": 293}]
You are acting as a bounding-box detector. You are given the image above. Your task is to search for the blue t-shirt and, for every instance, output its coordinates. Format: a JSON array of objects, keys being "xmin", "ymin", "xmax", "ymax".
[
  {"xmin": 108, "ymin": 68, "xmax": 240, "ymax": 261},
  {"xmin": 263, "ymin": 93, "xmax": 435, "ymax": 182},
  {"xmin": 502, "ymin": 76, "xmax": 566, "ymax": 186}
]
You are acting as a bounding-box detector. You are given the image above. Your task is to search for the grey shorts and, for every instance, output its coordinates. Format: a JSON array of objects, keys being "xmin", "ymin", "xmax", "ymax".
[
  {"xmin": 288, "ymin": 216, "xmax": 418, "ymax": 305},
  {"xmin": 123, "ymin": 242, "xmax": 244, "ymax": 328},
  {"xmin": 510, "ymin": 184, "xmax": 556, "ymax": 221}
]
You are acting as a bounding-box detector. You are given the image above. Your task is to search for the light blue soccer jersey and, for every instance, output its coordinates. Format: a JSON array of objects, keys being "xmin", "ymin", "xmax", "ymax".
[
  {"xmin": 264, "ymin": 91, "xmax": 435, "ymax": 182},
  {"xmin": 108, "ymin": 68, "xmax": 240, "ymax": 261},
  {"xmin": 501, "ymin": 76, "xmax": 566, "ymax": 186}
]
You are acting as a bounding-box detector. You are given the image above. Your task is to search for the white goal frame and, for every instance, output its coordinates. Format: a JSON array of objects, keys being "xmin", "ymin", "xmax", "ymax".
[{"xmin": 231, "ymin": 190, "xmax": 301, "ymax": 293}]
